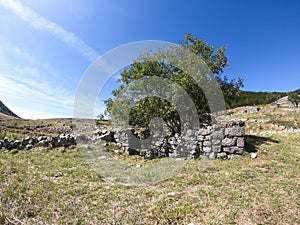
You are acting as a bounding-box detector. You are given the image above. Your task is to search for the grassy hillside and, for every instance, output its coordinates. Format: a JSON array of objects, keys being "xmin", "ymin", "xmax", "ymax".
[
  {"xmin": 0, "ymin": 103, "xmax": 299, "ymax": 224},
  {"xmin": 231, "ymin": 90, "xmax": 287, "ymax": 108},
  {"xmin": 230, "ymin": 88, "xmax": 300, "ymax": 108},
  {"xmin": 0, "ymin": 118, "xmax": 73, "ymax": 140},
  {"xmin": 0, "ymin": 112, "xmax": 19, "ymax": 120}
]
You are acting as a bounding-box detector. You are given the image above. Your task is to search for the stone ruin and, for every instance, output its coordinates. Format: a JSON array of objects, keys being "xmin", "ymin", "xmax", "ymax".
[
  {"xmin": 113, "ymin": 121, "xmax": 245, "ymax": 160},
  {"xmin": 0, "ymin": 134, "xmax": 76, "ymax": 151},
  {"xmin": 0, "ymin": 121, "xmax": 245, "ymax": 160}
]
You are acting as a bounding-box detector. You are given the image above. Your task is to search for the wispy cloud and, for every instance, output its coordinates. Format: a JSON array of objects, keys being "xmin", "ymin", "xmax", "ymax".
[
  {"xmin": 0, "ymin": 0, "xmax": 107, "ymax": 119},
  {"xmin": 0, "ymin": 72, "xmax": 74, "ymax": 119},
  {"xmin": 0, "ymin": 43, "xmax": 76, "ymax": 119},
  {"xmin": 0, "ymin": 0, "xmax": 99, "ymax": 62}
]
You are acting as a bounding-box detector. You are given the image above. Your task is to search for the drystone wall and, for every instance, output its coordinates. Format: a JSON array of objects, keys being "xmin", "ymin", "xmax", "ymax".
[
  {"xmin": 0, "ymin": 134, "xmax": 76, "ymax": 151},
  {"xmin": 0, "ymin": 121, "xmax": 245, "ymax": 159},
  {"xmin": 113, "ymin": 121, "xmax": 245, "ymax": 159}
]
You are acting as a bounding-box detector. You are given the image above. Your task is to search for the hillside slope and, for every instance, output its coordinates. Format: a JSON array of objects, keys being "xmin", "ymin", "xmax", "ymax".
[
  {"xmin": 0, "ymin": 100, "xmax": 19, "ymax": 118},
  {"xmin": 231, "ymin": 88, "xmax": 299, "ymax": 108}
]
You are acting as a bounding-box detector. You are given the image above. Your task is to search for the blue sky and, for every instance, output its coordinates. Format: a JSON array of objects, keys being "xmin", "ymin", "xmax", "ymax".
[{"xmin": 0, "ymin": 0, "xmax": 299, "ymax": 119}]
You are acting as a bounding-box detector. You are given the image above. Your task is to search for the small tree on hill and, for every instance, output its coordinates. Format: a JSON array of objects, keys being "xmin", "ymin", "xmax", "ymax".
[
  {"xmin": 104, "ymin": 33, "xmax": 243, "ymax": 134},
  {"xmin": 288, "ymin": 92, "xmax": 300, "ymax": 107}
]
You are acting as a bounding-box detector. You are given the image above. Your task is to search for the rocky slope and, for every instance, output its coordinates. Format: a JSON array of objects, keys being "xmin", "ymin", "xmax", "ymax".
[{"xmin": 0, "ymin": 100, "xmax": 19, "ymax": 118}]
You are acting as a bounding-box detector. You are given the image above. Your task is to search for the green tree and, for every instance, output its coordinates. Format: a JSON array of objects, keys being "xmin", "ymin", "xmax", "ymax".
[
  {"xmin": 105, "ymin": 33, "xmax": 243, "ymax": 134},
  {"xmin": 288, "ymin": 92, "xmax": 300, "ymax": 107},
  {"xmin": 97, "ymin": 113, "xmax": 105, "ymax": 121}
]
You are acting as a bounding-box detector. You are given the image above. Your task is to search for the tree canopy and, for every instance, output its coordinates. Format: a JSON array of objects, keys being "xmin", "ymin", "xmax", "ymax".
[
  {"xmin": 288, "ymin": 92, "xmax": 300, "ymax": 107},
  {"xmin": 104, "ymin": 33, "xmax": 243, "ymax": 134}
]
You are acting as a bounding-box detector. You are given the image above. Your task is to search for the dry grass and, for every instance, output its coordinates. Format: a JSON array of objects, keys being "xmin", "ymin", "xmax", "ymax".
[{"xmin": 0, "ymin": 105, "xmax": 299, "ymax": 224}]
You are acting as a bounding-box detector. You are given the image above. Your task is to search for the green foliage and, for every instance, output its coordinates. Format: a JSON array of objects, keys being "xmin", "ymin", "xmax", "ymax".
[
  {"xmin": 231, "ymin": 91, "xmax": 286, "ymax": 108},
  {"xmin": 288, "ymin": 92, "xmax": 300, "ymax": 107},
  {"xmin": 97, "ymin": 113, "xmax": 105, "ymax": 121},
  {"xmin": 105, "ymin": 33, "xmax": 243, "ymax": 133}
]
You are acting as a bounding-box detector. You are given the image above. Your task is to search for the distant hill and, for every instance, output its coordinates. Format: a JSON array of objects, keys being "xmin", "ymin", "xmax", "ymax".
[
  {"xmin": 0, "ymin": 101, "xmax": 19, "ymax": 118},
  {"xmin": 230, "ymin": 89, "xmax": 299, "ymax": 108}
]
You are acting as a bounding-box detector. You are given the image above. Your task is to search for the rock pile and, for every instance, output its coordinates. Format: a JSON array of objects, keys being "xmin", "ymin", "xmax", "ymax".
[
  {"xmin": 0, "ymin": 134, "xmax": 76, "ymax": 151},
  {"xmin": 239, "ymin": 107, "xmax": 261, "ymax": 114}
]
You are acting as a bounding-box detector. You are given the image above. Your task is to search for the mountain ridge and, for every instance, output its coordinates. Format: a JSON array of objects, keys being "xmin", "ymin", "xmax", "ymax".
[
  {"xmin": 230, "ymin": 88, "xmax": 300, "ymax": 108},
  {"xmin": 0, "ymin": 100, "xmax": 19, "ymax": 118}
]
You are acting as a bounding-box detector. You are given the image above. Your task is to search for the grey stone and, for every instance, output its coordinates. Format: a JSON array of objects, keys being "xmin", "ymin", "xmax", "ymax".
[
  {"xmin": 24, "ymin": 136, "xmax": 30, "ymax": 141},
  {"xmin": 12, "ymin": 140, "xmax": 21, "ymax": 149},
  {"xmin": 3, "ymin": 138, "xmax": 12, "ymax": 150},
  {"xmin": 17, "ymin": 144, "xmax": 24, "ymax": 150},
  {"xmin": 25, "ymin": 144, "xmax": 33, "ymax": 150},
  {"xmin": 227, "ymin": 154, "xmax": 242, "ymax": 159},
  {"xmin": 217, "ymin": 152, "xmax": 227, "ymax": 159},
  {"xmin": 236, "ymin": 137, "xmax": 245, "ymax": 147},
  {"xmin": 199, "ymin": 127, "xmax": 211, "ymax": 136},
  {"xmin": 197, "ymin": 135, "xmax": 204, "ymax": 141},
  {"xmin": 209, "ymin": 151, "xmax": 217, "ymax": 159},
  {"xmin": 227, "ymin": 120, "xmax": 245, "ymax": 127},
  {"xmin": 21, "ymin": 138, "xmax": 29, "ymax": 147},
  {"xmin": 38, "ymin": 136, "xmax": 44, "ymax": 142},
  {"xmin": 186, "ymin": 129, "xmax": 194, "ymax": 137},
  {"xmin": 30, "ymin": 137, "xmax": 38, "ymax": 145},
  {"xmin": 222, "ymin": 138, "xmax": 236, "ymax": 146},
  {"xmin": 212, "ymin": 145, "xmax": 222, "ymax": 153},
  {"xmin": 212, "ymin": 130, "xmax": 224, "ymax": 140},
  {"xmin": 223, "ymin": 147, "xmax": 230, "ymax": 153},
  {"xmin": 46, "ymin": 136, "xmax": 52, "ymax": 142},
  {"xmin": 203, "ymin": 141, "xmax": 211, "ymax": 147},
  {"xmin": 251, "ymin": 153, "xmax": 257, "ymax": 158},
  {"xmin": 230, "ymin": 146, "xmax": 244, "ymax": 154},
  {"xmin": 225, "ymin": 127, "xmax": 245, "ymax": 137},
  {"xmin": 212, "ymin": 124, "xmax": 226, "ymax": 130},
  {"xmin": 212, "ymin": 139, "xmax": 221, "ymax": 145},
  {"xmin": 247, "ymin": 107, "xmax": 260, "ymax": 113},
  {"xmin": 204, "ymin": 135, "xmax": 212, "ymax": 141},
  {"xmin": 36, "ymin": 140, "xmax": 48, "ymax": 147},
  {"xmin": 203, "ymin": 147, "xmax": 211, "ymax": 153}
]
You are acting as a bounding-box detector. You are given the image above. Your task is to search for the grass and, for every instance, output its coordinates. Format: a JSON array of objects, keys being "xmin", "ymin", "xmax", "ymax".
[
  {"xmin": 0, "ymin": 105, "xmax": 299, "ymax": 224},
  {"xmin": 229, "ymin": 104, "xmax": 300, "ymax": 134},
  {"xmin": 0, "ymin": 118, "xmax": 75, "ymax": 140}
]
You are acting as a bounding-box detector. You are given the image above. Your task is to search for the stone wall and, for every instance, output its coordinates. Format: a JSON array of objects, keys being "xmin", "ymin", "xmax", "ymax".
[
  {"xmin": 0, "ymin": 121, "xmax": 245, "ymax": 159},
  {"xmin": 113, "ymin": 121, "xmax": 245, "ymax": 159},
  {"xmin": 0, "ymin": 134, "xmax": 76, "ymax": 151}
]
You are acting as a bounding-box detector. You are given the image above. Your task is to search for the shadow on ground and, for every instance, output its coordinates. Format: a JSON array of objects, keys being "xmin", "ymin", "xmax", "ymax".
[{"xmin": 245, "ymin": 135, "xmax": 279, "ymax": 153}]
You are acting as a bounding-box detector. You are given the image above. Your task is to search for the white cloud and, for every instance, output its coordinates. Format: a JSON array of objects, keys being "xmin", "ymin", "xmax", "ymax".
[
  {"xmin": 0, "ymin": 1, "xmax": 107, "ymax": 119},
  {"xmin": 0, "ymin": 42, "xmax": 106, "ymax": 119},
  {"xmin": 0, "ymin": 41, "xmax": 76, "ymax": 119},
  {"xmin": 0, "ymin": 0, "xmax": 99, "ymax": 62},
  {"xmin": 0, "ymin": 73, "xmax": 74, "ymax": 119}
]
